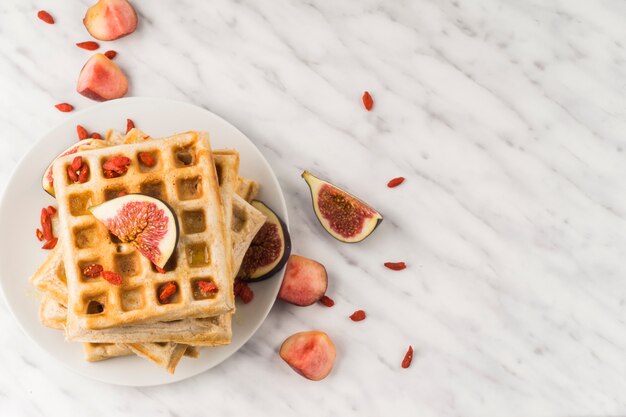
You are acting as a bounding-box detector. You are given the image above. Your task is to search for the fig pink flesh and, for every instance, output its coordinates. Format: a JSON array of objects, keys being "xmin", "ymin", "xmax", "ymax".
[
  {"xmin": 239, "ymin": 223, "xmax": 282, "ymax": 277},
  {"xmin": 280, "ymin": 331, "xmax": 336, "ymax": 381},
  {"xmin": 105, "ymin": 201, "xmax": 169, "ymax": 265},
  {"xmin": 317, "ymin": 183, "xmax": 376, "ymax": 239},
  {"xmin": 84, "ymin": 0, "xmax": 137, "ymax": 41},
  {"xmin": 77, "ymin": 54, "xmax": 128, "ymax": 101},
  {"xmin": 278, "ymin": 255, "xmax": 327, "ymax": 306}
]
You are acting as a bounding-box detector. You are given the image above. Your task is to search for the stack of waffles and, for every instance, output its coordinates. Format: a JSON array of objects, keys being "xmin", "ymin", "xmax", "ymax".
[{"xmin": 30, "ymin": 128, "xmax": 267, "ymax": 373}]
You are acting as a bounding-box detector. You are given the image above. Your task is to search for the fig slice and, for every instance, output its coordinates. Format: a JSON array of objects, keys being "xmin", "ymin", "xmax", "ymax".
[
  {"xmin": 278, "ymin": 255, "xmax": 327, "ymax": 306},
  {"xmin": 42, "ymin": 138, "xmax": 107, "ymax": 196},
  {"xmin": 77, "ymin": 53, "xmax": 128, "ymax": 102},
  {"xmin": 83, "ymin": 0, "xmax": 138, "ymax": 41},
  {"xmin": 89, "ymin": 194, "xmax": 179, "ymax": 268},
  {"xmin": 238, "ymin": 201, "xmax": 291, "ymax": 282},
  {"xmin": 279, "ymin": 331, "xmax": 336, "ymax": 381},
  {"xmin": 302, "ymin": 171, "xmax": 382, "ymax": 243}
]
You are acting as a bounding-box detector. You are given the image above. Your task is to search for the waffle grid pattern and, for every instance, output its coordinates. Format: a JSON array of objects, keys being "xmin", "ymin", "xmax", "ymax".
[{"xmin": 53, "ymin": 132, "xmax": 233, "ymax": 332}]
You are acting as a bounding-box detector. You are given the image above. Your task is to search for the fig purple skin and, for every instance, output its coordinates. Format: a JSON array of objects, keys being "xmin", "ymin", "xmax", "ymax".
[
  {"xmin": 238, "ymin": 200, "xmax": 291, "ymax": 283},
  {"xmin": 302, "ymin": 171, "xmax": 382, "ymax": 243}
]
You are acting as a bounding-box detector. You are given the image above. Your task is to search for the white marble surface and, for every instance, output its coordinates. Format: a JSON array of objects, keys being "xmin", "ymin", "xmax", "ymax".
[{"xmin": 1, "ymin": 0, "xmax": 626, "ymax": 415}]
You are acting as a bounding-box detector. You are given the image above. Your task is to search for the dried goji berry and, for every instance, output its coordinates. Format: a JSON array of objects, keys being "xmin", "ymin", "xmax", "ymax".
[
  {"xmin": 349, "ymin": 309, "xmax": 366, "ymax": 321},
  {"xmin": 76, "ymin": 125, "xmax": 88, "ymax": 140},
  {"xmin": 384, "ymin": 262, "xmax": 406, "ymax": 271},
  {"xmin": 138, "ymin": 152, "xmax": 156, "ymax": 167},
  {"xmin": 126, "ymin": 119, "xmax": 135, "ymax": 134},
  {"xmin": 46, "ymin": 206, "xmax": 57, "ymax": 216},
  {"xmin": 40, "ymin": 208, "xmax": 53, "ymax": 241},
  {"xmin": 83, "ymin": 264, "xmax": 103, "ymax": 278},
  {"xmin": 36, "ymin": 228, "xmax": 44, "ymax": 242},
  {"xmin": 103, "ymin": 156, "xmax": 131, "ymax": 175},
  {"xmin": 71, "ymin": 156, "xmax": 83, "ymax": 172},
  {"xmin": 118, "ymin": 191, "xmax": 128, "ymax": 197},
  {"xmin": 158, "ymin": 281, "xmax": 178, "ymax": 303},
  {"xmin": 319, "ymin": 295, "xmax": 335, "ymax": 307},
  {"xmin": 103, "ymin": 170, "xmax": 116, "ymax": 179},
  {"xmin": 76, "ymin": 41, "xmax": 99, "ymax": 51},
  {"xmin": 68, "ymin": 166, "xmax": 79, "ymax": 182},
  {"xmin": 402, "ymin": 345, "xmax": 413, "ymax": 369},
  {"xmin": 102, "ymin": 270, "xmax": 123, "ymax": 286},
  {"xmin": 104, "ymin": 50, "xmax": 117, "ymax": 60},
  {"xmin": 387, "ymin": 177, "xmax": 405, "ymax": 188},
  {"xmin": 238, "ymin": 283, "xmax": 254, "ymax": 304},
  {"xmin": 37, "ymin": 10, "xmax": 54, "ymax": 24},
  {"xmin": 78, "ymin": 164, "xmax": 90, "ymax": 183},
  {"xmin": 197, "ymin": 280, "xmax": 218, "ymax": 295},
  {"xmin": 90, "ymin": 132, "xmax": 102, "ymax": 139},
  {"xmin": 42, "ymin": 237, "xmax": 58, "ymax": 250},
  {"xmin": 362, "ymin": 91, "xmax": 373, "ymax": 111},
  {"xmin": 55, "ymin": 103, "xmax": 74, "ymax": 112}
]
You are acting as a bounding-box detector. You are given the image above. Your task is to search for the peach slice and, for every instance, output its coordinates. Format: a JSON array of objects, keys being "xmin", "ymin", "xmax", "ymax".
[
  {"xmin": 278, "ymin": 255, "xmax": 328, "ymax": 306},
  {"xmin": 83, "ymin": 0, "xmax": 137, "ymax": 41},
  {"xmin": 279, "ymin": 331, "xmax": 336, "ymax": 381},
  {"xmin": 77, "ymin": 53, "xmax": 128, "ymax": 101}
]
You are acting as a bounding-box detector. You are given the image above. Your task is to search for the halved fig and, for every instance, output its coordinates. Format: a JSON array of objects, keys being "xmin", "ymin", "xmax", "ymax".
[
  {"xmin": 83, "ymin": 0, "xmax": 137, "ymax": 41},
  {"xmin": 89, "ymin": 194, "xmax": 179, "ymax": 268},
  {"xmin": 77, "ymin": 53, "xmax": 128, "ymax": 102},
  {"xmin": 302, "ymin": 171, "xmax": 382, "ymax": 243},
  {"xmin": 279, "ymin": 331, "xmax": 336, "ymax": 381},
  {"xmin": 42, "ymin": 139, "xmax": 107, "ymax": 196},
  {"xmin": 278, "ymin": 255, "xmax": 327, "ymax": 306},
  {"xmin": 238, "ymin": 201, "xmax": 291, "ymax": 282}
]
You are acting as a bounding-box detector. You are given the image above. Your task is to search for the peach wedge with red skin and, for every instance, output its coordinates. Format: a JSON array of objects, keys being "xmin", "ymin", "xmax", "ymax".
[
  {"xmin": 83, "ymin": 0, "xmax": 137, "ymax": 41},
  {"xmin": 278, "ymin": 255, "xmax": 327, "ymax": 306},
  {"xmin": 280, "ymin": 331, "xmax": 336, "ymax": 381},
  {"xmin": 77, "ymin": 53, "xmax": 128, "ymax": 101}
]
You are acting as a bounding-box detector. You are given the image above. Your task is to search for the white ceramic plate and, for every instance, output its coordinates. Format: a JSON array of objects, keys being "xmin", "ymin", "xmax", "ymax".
[{"xmin": 0, "ymin": 97, "xmax": 288, "ymax": 386}]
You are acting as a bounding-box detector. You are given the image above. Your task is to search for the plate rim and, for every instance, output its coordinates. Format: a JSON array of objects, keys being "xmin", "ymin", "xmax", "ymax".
[{"xmin": 0, "ymin": 96, "xmax": 288, "ymax": 386}]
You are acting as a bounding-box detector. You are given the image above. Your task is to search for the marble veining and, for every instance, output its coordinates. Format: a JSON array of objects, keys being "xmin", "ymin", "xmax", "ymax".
[{"xmin": 1, "ymin": 0, "xmax": 626, "ymax": 415}]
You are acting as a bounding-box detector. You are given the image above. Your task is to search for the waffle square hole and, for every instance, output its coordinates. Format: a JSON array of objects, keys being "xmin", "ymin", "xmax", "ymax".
[
  {"xmin": 65, "ymin": 159, "xmax": 91, "ymax": 184},
  {"xmin": 74, "ymin": 225, "xmax": 98, "ymax": 249},
  {"xmin": 84, "ymin": 294, "xmax": 106, "ymax": 315},
  {"xmin": 114, "ymin": 252, "xmax": 140, "ymax": 278},
  {"xmin": 151, "ymin": 252, "xmax": 177, "ymax": 273},
  {"xmin": 186, "ymin": 242, "xmax": 210, "ymax": 267},
  {"xmin": 56, "ymin": 264, "xmax": 67, "ymax": 284},
  {"xmin": 121, "ymin": 287, "xmax": 145, "ymax": 312},
  {"xmin": 192, "ymin": 278, "xmax": 219, "ymax": 300},
  {"xmin": 176, "ymin": 176, "xmax": 202, "ymax": 201},
  {"xmin": 78, "ymin": 259, "xmax": 103, "ymax": 282},
  {"xmin": 104, "ymin": 186, "xmax": 128, "ymax": 201},
  {"xmin": 174, "ymin": 146, "xmax": 195, "ymax": 166},
  {"xmin": 215, "ymin": 162, "xmax": 224, "ymax": 186},
  {"xmin": 101, "ymin": 156, "xmax": 131, "ymax": 179},
  {"xmin": 140, "ymin": 181, "xmax": 165, "ymax": 199},
  {"xmin": 137, "ymin": 151, "xmax": 159, "ymax": 172},
  {"xmin": 232, "ymin": 205, "xmax": 247, "ymax": 233},
  {"xmin": 156, "ymin": 281, "xmax": 181, "ymax": 305},
  {"xmin": 182, "ymin": 210, "xmax": 205, "ymax": 234},
  {"xmin": 69, "ymin": 192, "xmax": 94, "ymax": 216}
]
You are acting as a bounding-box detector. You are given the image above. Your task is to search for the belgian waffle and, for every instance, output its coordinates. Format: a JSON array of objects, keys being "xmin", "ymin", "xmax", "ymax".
[
  {"xmin": 31, "ymin": 182, "xmax": 265, "ymax": 345},
  {"xmin": 52, "ymin": 131, "xmax": 234, "ymax": 332},
  {"xmin": 33, "ymin": 154, "xmax": 265, "ymax": 345}
]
